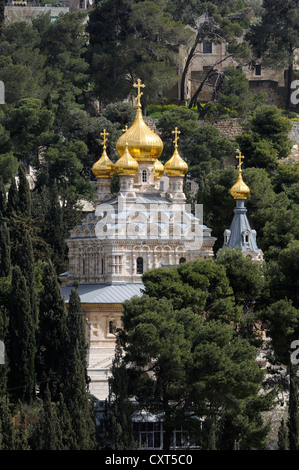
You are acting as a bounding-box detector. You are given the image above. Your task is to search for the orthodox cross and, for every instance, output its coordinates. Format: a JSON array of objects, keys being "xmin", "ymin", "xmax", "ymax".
[
  {"xmin": 122, "ymin": 125, "xmax": 128, "ymax": 133},
  {"xmin": 101, "ymin": 129, "xmax": 109, "ymax": 148},
  {"xmin": 133, "ymin": 78, "xmax": 145, "ymax": 108},
  {"xmin": 236, "ymin": 150, "xmax": 244, "ymax": 173},
  {"xmin": 172, "ymin": 127, "xmax": 181, "ymax": 148}
]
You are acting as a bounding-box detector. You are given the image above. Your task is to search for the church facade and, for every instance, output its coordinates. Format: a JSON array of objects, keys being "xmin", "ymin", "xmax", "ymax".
[{"xmin": 60, "ymin": 80, "xmax": 217, "ymax": 399}]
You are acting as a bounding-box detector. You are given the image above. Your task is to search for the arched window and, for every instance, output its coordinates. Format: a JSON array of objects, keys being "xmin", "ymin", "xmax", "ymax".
[
  {"xmin": 137, "ymin": 257, "xmax": 143, "ymax": 274},
  {"xmin": 179, "ymin": 257, "xmax": 186, "ymax": 264},
  {"xmin": 142, "ymin": 170, "xmax": 147, "ymax": 183},
  {"xmin": 109, "ymin": 320, "xmax": 115, "ymax": 334}
]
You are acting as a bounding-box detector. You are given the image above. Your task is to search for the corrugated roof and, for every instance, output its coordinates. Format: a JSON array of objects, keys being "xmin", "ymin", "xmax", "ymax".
[{"xmin": 61, "ymin": 283, "xmax": 144, "ymax": 304}]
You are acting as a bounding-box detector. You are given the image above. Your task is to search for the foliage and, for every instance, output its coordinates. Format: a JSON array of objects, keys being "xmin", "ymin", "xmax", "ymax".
[
  {"xmin": 117, "ymin": 257, "xmax": 271, "ymax": 449},
  {"xmin": 236, "ymin": 105, "xmax": 293, "ymax": 171},
  {"xmin": 86, "ymin": 0, "xmax": 192, "ymax": 104}
]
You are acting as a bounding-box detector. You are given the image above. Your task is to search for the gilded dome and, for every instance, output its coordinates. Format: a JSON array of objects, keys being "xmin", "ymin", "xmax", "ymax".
[
  {"xmin": 92, "ymin": 129, "xmax": 115, "ymax": 178},
  {"xmin": 230, "ymin": 174, "xmax": 250, "ymax": 199},
  {"xmin": 164, "ymin": 127, "xmax": 188, "ymax": 177},
  {"xmin": 114, "ymin": 143, "xmax": 139, "ymax": 176},
  {"xmin": 154, "ymin": 159, "xmax": 165, "ymax": 179},
  {"xmin": 230, "ymin": 151, "xmax": 250, "ymax": 199},
  {"xmin": 116, "ymin": 79, "xmax": 163, "ymax": 162}
]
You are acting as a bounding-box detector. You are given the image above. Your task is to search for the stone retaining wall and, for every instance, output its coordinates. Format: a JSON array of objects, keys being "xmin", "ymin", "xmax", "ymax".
[{"xmin": 146, "ymin": 117, "xmax": 299, "ymax": 144}]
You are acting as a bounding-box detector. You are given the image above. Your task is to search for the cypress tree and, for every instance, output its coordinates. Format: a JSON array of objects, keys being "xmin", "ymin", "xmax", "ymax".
[
  {"xmin": 66, "ymin": 286, "xmax": 88, "ymax": 379},
  {"xmin": 0, "ymin": 305, "xmax": 8, "ymax": 397},
  {"xmin": 64, "ymin": 348, "xmax": 97, "ymax": 450},
  {"xmin": 56, "ymin": 393, "xmax": 76, "ymax": 450},
  {"xmin": 43, "ymin": 180, "xmax": 67, "ymax": 274},
  {"xmin": 13, "ymin": 230, "xmax": 37, "ymax": 325},
  {"xmin": 278, "ymin": 417, "xmax": 288, "ymax": 450},
  {"xmin": 17, "ymin": 163, "xmax": 31, "ymax": 218},
  {"xmin": 0, "ymin": 178, "xmax": 6, "ymax": 217},
  {"xmin": 8, "ymin": 266, "xmax": 36, "ymax": 403},
  {"xmin": 36, "ymin": 261, "xmax": 68, "ymax": 401},
  {"xmin": 14, "ymin": 401, "xmax": 29, "ymax": 450},
  {"xmin": 288, "ymin": 365, "xmax": 299, "ymax": 450},
  {"xmin": 30, "ymin": 384, "xmax": 61, "ymax": 450},
  {"xmin": 107, "ymin": 338, "xmax": 137, "ymax": 450},
  {"xmin": 62, "ymin": 286, "xmax": 97, "ymax": 449},
  {"xmin": 0, "ymin": 220, "xmax": 10, "ymax": 279},
  {"xmin": 0, "ymin": 398, "xmax": 14, "ymax": 450},
  {"xmin": 6, "ymin": 177, "xmax": 18, "ymax": 218}
]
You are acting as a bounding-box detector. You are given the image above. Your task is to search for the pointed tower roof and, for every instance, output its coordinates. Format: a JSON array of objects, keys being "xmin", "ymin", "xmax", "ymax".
[{"xmin": 223, "ymin": 151, "xmax": 263, "ymax": 261}]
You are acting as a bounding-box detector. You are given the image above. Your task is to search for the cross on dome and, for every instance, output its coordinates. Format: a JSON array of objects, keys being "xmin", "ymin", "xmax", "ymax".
[
  {"xmin": 172, "ymin": 127, "xmax": 181, "ymax": 148},
  {"xmin": 100, "ymin": 129, "xmax": 109, "ymax": 148},
  {"xmin": 236, "ymin": 149, "xmax": 244, "ymax": 173},
  {"xmin": 133, "ymin": 78, "xmax": 145, "ymax": 108}
]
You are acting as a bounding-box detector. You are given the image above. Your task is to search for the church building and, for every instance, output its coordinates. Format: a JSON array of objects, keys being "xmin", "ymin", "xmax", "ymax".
[{"xmin": 60, "ymin": 80, "xmax": 217, "ymax": 399}]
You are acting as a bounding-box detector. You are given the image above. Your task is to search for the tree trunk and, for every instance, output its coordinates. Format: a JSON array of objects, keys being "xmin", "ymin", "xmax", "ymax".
[{"xmin": 180, "ymin": 27, "xmax": 202, "ymax": 102}]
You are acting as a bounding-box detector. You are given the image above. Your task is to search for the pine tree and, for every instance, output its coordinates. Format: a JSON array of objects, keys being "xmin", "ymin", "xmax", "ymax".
[
  {"xmin": 8, "ymin": 266, "xmax": 36, "ymax": 403},
  {"xmin": 288, "ymin": 365, "xmax": 299, "ymax": 450},
  {"xmin": 36, "ymin": 261, "xmax": 68, "ymax": 401}
]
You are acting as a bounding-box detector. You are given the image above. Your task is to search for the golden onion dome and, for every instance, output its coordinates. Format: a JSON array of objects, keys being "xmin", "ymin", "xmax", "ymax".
[
  {"xmin": 116, "ymin": 79, "xmax": 163, "ymax": 162},
  {"xmin": 154, "ymin": 159, "xmax": 165, "ymax": 179},
  {"xmin": 164, "ymin": 127, "xmax": 188, "ymax": 177},
  {"xmin": 230, "ymin": 151, "xmax": 250, "ymax": 199},
  {"xmin": 114, "ymin": 142, "xmax": 139, "ymax": 176},
  {"xmin": 92, "ymin": 129, "xmax": 115, "ymax": 178}
]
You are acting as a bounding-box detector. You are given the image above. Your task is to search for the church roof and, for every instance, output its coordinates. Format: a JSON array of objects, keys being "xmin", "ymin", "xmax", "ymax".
[{"xmin": 61, "ymin": 282, "xmax": 144, "ymax": 304}]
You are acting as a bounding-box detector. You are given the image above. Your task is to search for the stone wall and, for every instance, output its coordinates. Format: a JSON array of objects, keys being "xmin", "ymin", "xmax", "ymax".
[
  {"xmin": 289, "ymin": 121, "xmax": 299, "ymax": 144},
  {"xmin": 197, "ymin": 118, "xmax": 244, "ymax": 141},
  {"xmin": 147, "ymin": 116, "xmax": 299, "ymax": 145}
]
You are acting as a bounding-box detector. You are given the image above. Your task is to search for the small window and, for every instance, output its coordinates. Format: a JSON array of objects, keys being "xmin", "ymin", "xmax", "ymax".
[
  {"xmin": 101, "ymin": 258, "xmax": 104, "ymax": 274},
  {"xmin": 137, "ymin": 257, "xmax": 143, "ymax": 274},
  {"xmin": 203, "ymin": 42, "xmax": 212, "ymax": 54},
  {"xmin": 255, "ymin": 64, "xmax": 262, "ymax": 76},
  {"xmin": 179, "ymin": 257, "xmax": 186, "ymax": 264},
  {"xmin": 160, "ymin": 180, "xmax": 164, "ymax": 191},
  {"xmin": 142, "ymin": 170, "xmax": 147, "ymax": 183},
  {"xmin": 109, "ymin": 321, "xmax": 115, "ymax": 334}
]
